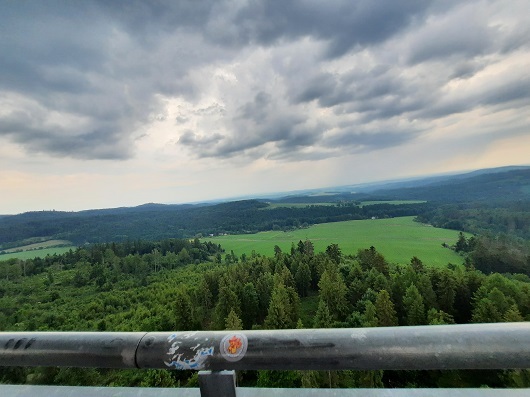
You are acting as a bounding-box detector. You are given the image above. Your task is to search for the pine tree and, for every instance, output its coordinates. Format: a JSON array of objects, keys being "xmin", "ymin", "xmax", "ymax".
[
  {"xmin": 256, "ymin": 272, "xmax": 274, "ymax": 321},
  {"xmin": 313, "ymin": 299, "xmax": 333, "ymax": 328},
  {"xmin": 264, "ymin": 281, "xmax": 292, "ymax": 329},
  {"xmin": 410, "ymin": 256, "xmax": 424, "ymax": 272},
  {"xmin": 362, "ymin": 301, "xmax": 378, "ymax": 327},
  {"xmin": 286, "ymin": 286, "xmax": 301, "ymax": 325},
  {"xmin": 303, "ymin": 240, "xmax": 315, "ymax": 257},
  {"xmin": 215, "ymin": 281, "xmax": 241, "ymax": 329},
  {"xmin": 357, "ymin": 246, "xmax": 389, "ymax": 274},
  {"xmin": 225, "ymin": 309, "xmax": 243, "ymax": 330},
  {"xmin": 375, "ymin": 289, "xmax": 398, "ymax": 327},
  {"xmin": 416, "ymin": 273, "xmax": 437, "ymax": 310},
  {"xmin": 318, "ymin": 263, "xmax": 349, "ymax": 321},
  {"xmin": 240, "ymin": 282, "xmax": 259, "ymax": 328},
  {"xmin": 436, "ymin": 270, "xmax": 456, "ymax": 314},
  {"xmin": 295, "ymin": 261, "xmax": 311, "ymax": 297},
  {"xmin": 403, "ymin": 284, "xmax": 425, "ymax": 325},
  {"xmin": 325, "ymin": 244, "xmax": 342, "ymax": 265},
  {"xmin": 175, "ymin": 287, "xmax": 194, "ymax": 331}
]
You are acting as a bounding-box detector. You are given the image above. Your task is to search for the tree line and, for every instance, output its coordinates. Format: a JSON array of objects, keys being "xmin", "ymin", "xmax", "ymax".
[{"xmin": 0, "ymin": 200, "xmax": 430, "ymax": 246}]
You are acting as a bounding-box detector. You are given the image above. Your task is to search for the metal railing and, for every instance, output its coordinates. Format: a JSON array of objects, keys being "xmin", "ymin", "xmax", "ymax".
[{"xmin": 1, "ymin": 323, "xmax": 530, "ymax": 396}]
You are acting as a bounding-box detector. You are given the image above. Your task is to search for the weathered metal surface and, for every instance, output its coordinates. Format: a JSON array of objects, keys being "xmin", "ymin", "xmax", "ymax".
[
  {"xmin": 0, "ymin": 385, "xmax": 529, "ymax": 397},
  {"xmin": 0, "ymin": 332, "xmax": 146, "ymax": 368},
  {"xmin": 0, "ymin": 385, "xmax": 200, "ymax": 396},
  {"xmin": 199, "ymin": 370, "xmax": 236, "ymax": 397},
  {"xmin": 2, "ymin": 323, "xmax": 530, "ymax": 371}
]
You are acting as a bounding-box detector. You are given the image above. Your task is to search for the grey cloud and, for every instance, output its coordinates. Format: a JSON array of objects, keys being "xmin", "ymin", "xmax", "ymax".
[
  {"xmin": 291, "ymin": 66, "xmax": 426, "ymax": 123},
  {"xmin": 0, "ymin": 0, "xmax": 528, "ymax": 165},
  {"xmin": 292, "ymin": 73, "xmax": 353, "ymax": 108},
  {"xmin": 407, "ymin": 20, "xmax": 495, "ymax": 64},
  {"xmin": 449, "ymin": 60, "xmax": 487, "ymax": 80},
  {"xmin": 481, "ymin": 78, "xmax": 530, "ymax": 107},
  {"xmin": 194, "ymin": 103, "xmax": 226, "ymax": 116},
  {"xmin": 178, "ymin": 92, "xmax": 320, "ymax": 159},
  {"xmin": 418, "ymin": 71, "xmax": 530, "ymax": 120},
  {"xmin": 324, "ymin": 130, "xmax": 418, "ymax": 152},
  {"xmin": 178, "ymin": 131, "xmax": 224, "ymax": 148},
  {"xmin": 94, "ymin": 0, "xmax": 214, "ymax": 38},
  {"xmin": 236, "ymin": 92, "xmax": 274, "ymax": 124},
  {"xmin": 229, "ymin": 1, "xmax": 435, "ymax": 58},
  {"xmin": 0, "ymin": 108, "xmax": 132, "ymax": 160},
  {"xmin": 0, "ymin": 1, "xmax": 215, "ymax": 160}
]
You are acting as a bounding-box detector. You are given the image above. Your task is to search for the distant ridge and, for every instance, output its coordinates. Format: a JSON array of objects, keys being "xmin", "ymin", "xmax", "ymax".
[{"xmin": 1, "ymin": 166, "xmax": 528, "ymax": 247}]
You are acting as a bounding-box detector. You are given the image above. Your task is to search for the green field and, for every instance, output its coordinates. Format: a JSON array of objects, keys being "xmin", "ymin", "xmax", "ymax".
[
  {"xmin": 208, "ymin": 216, "xmax": 469, "ymax": 267},
  {"xmin": 0, "ymin": 246, "xmax": 77, "ymax": 260},
  {"xmin": 360, "ymin": 200, "xmax": 427, "ymax": 206},
  {"xmin": 2, "ymin": 239, "xmax": 72, "ymax": 253},
  {"xmin": 263, "ymin": 202, "xmax": 336, "ymax": 209}
]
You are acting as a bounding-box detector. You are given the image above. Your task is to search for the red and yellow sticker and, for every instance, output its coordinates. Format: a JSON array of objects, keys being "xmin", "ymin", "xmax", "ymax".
[{"xmin": 220, "ymin": 333, "xmax": 248, "ymax": 362}]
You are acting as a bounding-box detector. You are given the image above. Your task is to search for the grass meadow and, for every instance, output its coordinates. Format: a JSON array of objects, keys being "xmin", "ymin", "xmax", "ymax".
[
  {"xmin": 0, "ymin": 246, "xmax": 76, "ymax": 260},
  {"xmin": 208, "ymin": 216, "xmax": 469, "ymax": 267}
]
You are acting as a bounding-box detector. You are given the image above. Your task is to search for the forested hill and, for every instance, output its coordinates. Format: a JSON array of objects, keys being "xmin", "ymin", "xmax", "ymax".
[
  {"xmin": 270, "ymin": 168, "xmax": 530, "ymax": 239},
  {"xmin": 269, "ymin": 166, "xmax": 530, "ymax": 204},
  {"xmin": 1, "ymin": 167, "xmax": 529, "ymax": 247},
  {"xmin": 0, "ymin": 200, "xmax": 428, "ymax": 247},
  {"xmin": 369, "ymin": 168, "xmax": 530, "ymax": 203}
]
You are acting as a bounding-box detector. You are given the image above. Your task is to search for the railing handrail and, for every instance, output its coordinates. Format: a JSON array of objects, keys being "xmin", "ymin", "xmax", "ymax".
[{"xmin": 1, "ymin": 323, "xmax": 530, "ymax": 371}]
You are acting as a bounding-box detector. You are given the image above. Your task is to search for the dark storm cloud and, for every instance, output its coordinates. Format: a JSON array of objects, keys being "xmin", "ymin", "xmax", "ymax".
[
  {"xmin": 0, "ymin": 2, "xmax": 153, "ymax": 159},
  {"xmin": 290, "ymin": 65, "xmax": 428, "ymax": 125},
  {"xmin": 406, "ymin": 15, "xmax": 496, "ymax": 64},
  {"xmin": 0, "ymin": 0, "xmax": 528, "ymax": 162},
  {"xmin": 0, "ymin": 107, "xmax": 132, "ymax": 160},
  {"xmin": 418, "ymin": 72, "xmax": 530, "ymax": 120},
  {"xmin": 221, "ymin": 92, "xmax": 318, "ymax": 155},
  {"xmin": 178, "ymin": 130, "xmax": 224, "ymax": 147},
  {"xmin": 294, "ymin": 76, "xmax": 341, "ymax": 107},
  {"xmin": 292, "ymin": 66, "xmax": 410, "ymax": 111},
  {"xmin": 228, "ymin": 0, "xmax": 435, "ymax": 58},
  {"xmin": 0, "ymin": 1, "xmax": 220, "ymax": 160},
  {"xmin": 178, "ymin": 91, "xmax": 321, "ymax": 159}
]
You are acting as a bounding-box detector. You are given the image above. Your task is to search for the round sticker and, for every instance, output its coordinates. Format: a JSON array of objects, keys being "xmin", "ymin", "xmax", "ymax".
[{"xmin": 220, "ymin": 333, "xmax": 248, "ymax": 362}]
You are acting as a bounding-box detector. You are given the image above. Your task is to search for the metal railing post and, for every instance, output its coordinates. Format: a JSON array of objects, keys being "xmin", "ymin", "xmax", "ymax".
[{"xmin": 199, "ymin": 370, "xmax": 237, "ymax": 397}]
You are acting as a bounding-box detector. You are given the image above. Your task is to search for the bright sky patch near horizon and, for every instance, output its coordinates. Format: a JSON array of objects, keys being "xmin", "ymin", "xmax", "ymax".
[{"xmin": 1, "ymin": 1, "xmax": 529, "ymax": 214}]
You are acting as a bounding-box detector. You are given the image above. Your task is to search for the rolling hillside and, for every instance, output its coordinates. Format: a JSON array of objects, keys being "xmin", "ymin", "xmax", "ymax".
[{"xmin": 1, "ymin": 167, "xmax": 528, "ymax": 247}]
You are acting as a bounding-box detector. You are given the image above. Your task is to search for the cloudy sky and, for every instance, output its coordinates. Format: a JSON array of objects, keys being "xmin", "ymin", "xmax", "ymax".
[{"xmin": 1, "ymin": 1, "xmax": 529, "ymax": 214}]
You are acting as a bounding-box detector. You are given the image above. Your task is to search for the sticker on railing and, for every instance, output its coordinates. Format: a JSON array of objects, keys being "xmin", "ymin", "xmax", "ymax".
[
  {"xmin": 164, "ymin": 333, "xmax": 214, "ymax": 370},
  {"xmin": 220, "ymin": 333, "xmax": 248, "ymax": 362}
]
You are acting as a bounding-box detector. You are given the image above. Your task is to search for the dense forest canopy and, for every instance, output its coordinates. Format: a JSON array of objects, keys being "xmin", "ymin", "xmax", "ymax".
[{"xmin": 1, "ymin": 236, "xmax": 530, "ymax": 388}]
